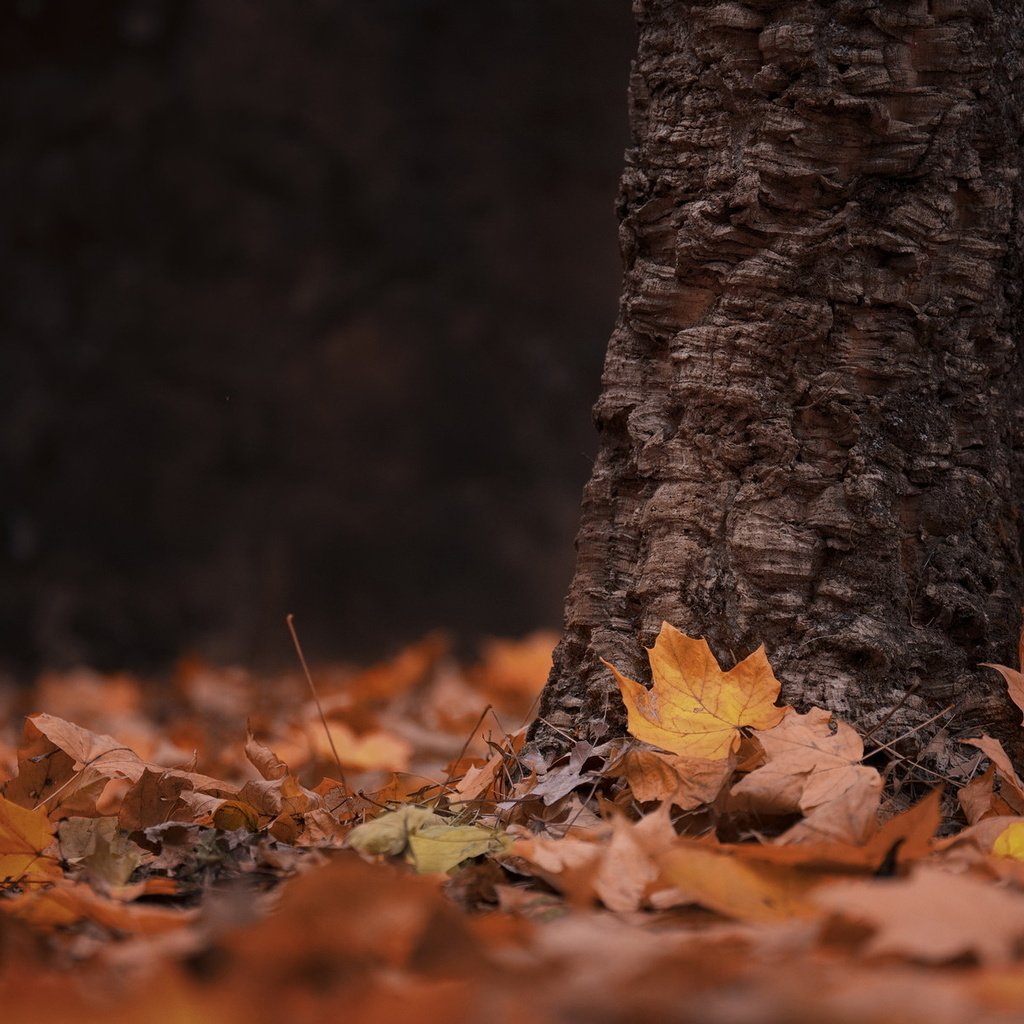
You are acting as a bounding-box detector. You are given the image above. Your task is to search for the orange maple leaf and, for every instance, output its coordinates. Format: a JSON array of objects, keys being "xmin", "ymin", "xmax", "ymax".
[
  {"xmin": 0, "ymin": 795, "xmax": 62, "ymax": 886},
  {"xmin": 603, "ymin": 622, "xmax": 787, "ymax": 759}
]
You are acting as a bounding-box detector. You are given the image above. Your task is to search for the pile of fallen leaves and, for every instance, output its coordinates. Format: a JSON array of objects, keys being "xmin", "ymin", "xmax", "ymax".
[{"xmin": 5, "ymin": 623, "xmax": 1024, "ymax": 1023}]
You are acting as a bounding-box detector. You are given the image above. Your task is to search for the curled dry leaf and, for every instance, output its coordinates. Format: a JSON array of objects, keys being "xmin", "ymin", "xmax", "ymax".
[
  {"xmin": 731, "ymin": 708, "xmax": 882, "ymax": 845},
  {"xmin": 962, "ymin": 735, "xmax": 1024, "ymax": 814},
  {"xmin": 981, "ymin": 620, "xmax": 1024, "ymax": 726},
  {"xmin": 958, "ymin": 765, "xmax": 1003, "ymax": 825},
  {"xmin": 603, "ymin": 621, "xmax": 788, "ymax": 760},
  {"xmin": 244, "ymin": 732, "xmax": 289, "ymax": 781}
]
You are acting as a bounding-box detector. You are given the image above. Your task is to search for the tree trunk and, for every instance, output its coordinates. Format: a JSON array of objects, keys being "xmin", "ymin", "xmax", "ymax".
[{"xmin": 533, "ymin": 0, "xmax": 1024, "ymax": 769}]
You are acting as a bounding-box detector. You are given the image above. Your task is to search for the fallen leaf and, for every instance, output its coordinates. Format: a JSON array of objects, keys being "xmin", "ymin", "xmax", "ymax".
[
  {"xmin": 815, "ymin": 866, "xmax": 1024, "ymax": 964},
  {"xmin": 236, "ymin": 774, "xmax": 320, "ymax": 817},
  {"xmin": 453, "ymin": 750, "xmax": 505, "ymax": 803},
  {"xmin": 505, "ymin": 832, "xmax": 605, "ymax": 906},
  {"xmin": 0, "ymin": 795, "xmax": 62, "ymax": 885},
  {"xmin": 347, "ymin": 805, "xmax": 446, "ymax": 857},
  {"xmin": 118, "ymin": 768, "xmax": 196, "ymax": 831},
  {"xmin": 407, "ymin": 823, "xmax": 511, "ymax": 874},
  {"xmin": 244, "ymin": 732, "xmax": 289, "ymax": 781},
  {"xmin": 592, "ymin": 808, "xmax": 677, "ymax": 912},
  {"xmin": 726, "ymin": 787, "xmax": 943, "ymax": 872},
  {"xmin": 981, "ymin": 620, "xmax": 1024, "ymax": 726},
  {"xmin": 604, "ymin": 622, "xmax": 787, "ymax": 759},
  {"xmin": 654, "ymin": 842, "xmax": 824, "ymax": 923},
  {"xmin": 529, "ymin": 741, "xmax": 601, "ymax": 805},
  {"xmin": 993, "ymin": 821, "xmax": 1024, "ymax": 860},
  {"xmin": 959, "ymin": 765, "xmax": 1003, "ymax": 824},
  {"xmin": 607, "ymin": 748, "xmax": 735, "ymax": 810},
  {"xmin": 57, "ymin": 816, "xmax": 145, "ymax": 889},
  {"xmin": 963, "ymin": 735, "xmax": 1024, "ymax": 811},
  {"xmin": 212, "ymin": 800, "xmax": 262, "ymax": 832},
  {"xmin": 730, "ymin": 708, "xmax": 882, "ymax": 845},
  {"xmin": 5, "ymin": 878, "xmax": 194, "ymax": 935}
]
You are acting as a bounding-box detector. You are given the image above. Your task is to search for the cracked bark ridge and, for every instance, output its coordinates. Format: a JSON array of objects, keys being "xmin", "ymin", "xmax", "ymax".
[{"xmin": 534, "ymin": 0, "xmax": 1024, "ymax": 765}]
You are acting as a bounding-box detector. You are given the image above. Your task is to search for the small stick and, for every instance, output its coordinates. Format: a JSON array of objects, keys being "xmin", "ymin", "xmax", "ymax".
[
  {"xmin": 862, "ymin": 703, "xmax": 955, "ymax": 759},
  {"xmin": 286, "ymin": 613, "xmax": 348, "ymax": 792},
  {"xmin": 860, "ymin": 682, "xmax": 922, "ymax": 743},
  {"xmin": 442, "ymin": 703, "xmax": 493, "ymax": 793}
]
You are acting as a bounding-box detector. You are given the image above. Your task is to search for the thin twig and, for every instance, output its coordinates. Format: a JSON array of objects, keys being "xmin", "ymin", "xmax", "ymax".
[
  {"xmin": 286, "ymin": 613, "xmax": 348, "ymax": 792},
  {"xmin": 536, "ymin": 717, "xmax": 575, "ymax": 743},
  {"xmin": 860, "ymin": 682, "xmax": 921, "ymax": 744},
  {"xmin": 32, "ymin": 744, "xmax": 136, "ymax": 812},
  {"xmin": 862, "ymin": 704, "xmax": 955, "ymax": 759},
  {"xmin": 442, "ymin": 704, "xmax": 492, "ymax": 793}
]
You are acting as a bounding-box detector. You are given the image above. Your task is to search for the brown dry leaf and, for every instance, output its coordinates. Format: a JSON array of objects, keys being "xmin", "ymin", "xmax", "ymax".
[
  {"xmin": 608, "ymin": 747, "xmax": 736, "ymax": 810},
  {"xmin": 726, "ymin": 787, "xmax": 943, "ymax": 873},
  {"xmin": 5, "ymin": 878, "xmax": 195, "ymax": 936},
  {"xmin": 187, "ymin": 847, "xmax": 487, "ymax": 1024},
  {"xmin": 19, "ymin": 714, "xmax": 237, "ymax": 811},
  {"xmin": 237, "ymin": 773, "xmax": 321, "ymax": 817},
  {"xmin": 731, "ymin": 707, "xmax": 882, "ymax": 845},
  {"xmin": 653, "ymin": 842, "xmax": 826, "ymax": 923},
  {"xmin": 244, "ymin": 732, "xmax": 288, "ymax": 781},
  {"xmin": 816, "ymin": 866, "xmax": 1024, "ymax": 964},
  {"xmin": 118, "ymin": 768, "xmax": 196, "ymax": 831},
  {"xmin": 25, "ymin": 713, "xmax": 145, "ymax": 781},
  {"xmin": 963, "ymin": 735, "xmax": 1024, "ymax": 811},
  {"xmin": 2, "ymin": 721, "xmax": 110, "ymax": 817},
  {"xmin": 981, "ymin": 621, "xmax": 1024, "ymax": 726},
  {"xmin": 509, "ymin": 807, "xmax": 677, "ymax": 913},
  {"xmin": 57, "ymin": 816, "xmax": 145, "ymax": 890},
  {"xmin": 935, "ymin": 816, "xmax": 1024, "ymax": 859},
  {"xmin": 271, "ymin": 806, "xmax": 347, "ymax": 847},
  {"xmin": 506, "ymin": 831, "xmax": 606, "ymax": 906},
  {"xmin": 592, "ymin": 807, "xmax": 678, "ymax": 912},
  {"xmin": 529, "ymin": 740, "xmax": 602, "ymax": 805},
  {"xmin": 453, "ymin": 749, "xmax": 505, "ymax": 803},
  {"xmin": 958, "ymin": 765, "xmax": 1012, "ymax": 824},
  {"xmin": 604, "ymin": 622, "xmax": 787, "ymax": 759},
  {"xmin": 0, "ymin": 795, "xmax": 62, "ymax": 885}
]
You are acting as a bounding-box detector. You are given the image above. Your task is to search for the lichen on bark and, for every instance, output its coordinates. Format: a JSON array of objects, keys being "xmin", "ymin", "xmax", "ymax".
[{"xmin": 533, "ymin": 0, "xmax": 1024, "ymax": 767}]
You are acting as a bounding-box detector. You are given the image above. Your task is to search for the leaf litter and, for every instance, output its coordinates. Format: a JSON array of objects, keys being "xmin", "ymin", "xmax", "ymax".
[{"xmin": 3, "ymin": 621, "xmax": 1024, "ymax": 1021}]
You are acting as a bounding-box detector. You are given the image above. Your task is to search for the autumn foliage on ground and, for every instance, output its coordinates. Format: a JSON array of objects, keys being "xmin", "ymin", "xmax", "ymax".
[{"xmin": 5, "ymin": 625, "xmax": 1024, "ymax": 1022}]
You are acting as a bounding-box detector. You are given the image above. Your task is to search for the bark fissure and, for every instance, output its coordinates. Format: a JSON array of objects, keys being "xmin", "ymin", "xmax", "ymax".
[{"xmin": 535, "ymin": 0, "xmax": 1024, "ymax": 763}]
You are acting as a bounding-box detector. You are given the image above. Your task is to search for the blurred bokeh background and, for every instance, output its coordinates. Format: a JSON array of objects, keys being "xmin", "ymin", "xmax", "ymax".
[{"xmin": 0, "ymin": 0, "xmax": 634, "ymax": 678}]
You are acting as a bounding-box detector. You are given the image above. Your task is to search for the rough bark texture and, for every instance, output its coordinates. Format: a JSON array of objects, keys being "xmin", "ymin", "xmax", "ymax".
[{"xmin": 535, "ymin": 0, "xmax": 1024, "ymax": 765}]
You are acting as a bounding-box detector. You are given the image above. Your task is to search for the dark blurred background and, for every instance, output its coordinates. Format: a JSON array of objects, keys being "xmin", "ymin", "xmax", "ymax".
[{"xmin": 0, "ymin": 0, "xmax": 634, "ymax": 677}]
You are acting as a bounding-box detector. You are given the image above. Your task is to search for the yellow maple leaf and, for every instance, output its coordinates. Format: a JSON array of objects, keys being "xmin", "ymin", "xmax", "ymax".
[
  {"xmin": 603, "ymin": 622, "xmax": 787, "ymax": 759},
  {"xmin": 0, "ymin": 794, "xmax": 62, "ymax": 885},
  {"xmin": 993, "ymin": 821, "xmax": 1024, "ymax": 860}
]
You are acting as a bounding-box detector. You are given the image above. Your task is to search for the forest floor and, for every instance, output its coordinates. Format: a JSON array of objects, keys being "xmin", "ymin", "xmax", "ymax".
[{"xmin": 3, "ymin": 624, "xmax": 1024, "ymax": 1023}]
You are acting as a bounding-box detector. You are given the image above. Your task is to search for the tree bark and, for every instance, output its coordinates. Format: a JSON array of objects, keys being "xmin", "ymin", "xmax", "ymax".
[{"xmin": 534, "ymin": 0, "xmax": 1024, "ymax": 768}]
